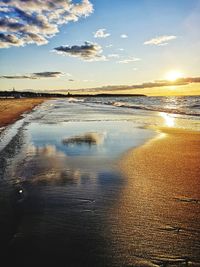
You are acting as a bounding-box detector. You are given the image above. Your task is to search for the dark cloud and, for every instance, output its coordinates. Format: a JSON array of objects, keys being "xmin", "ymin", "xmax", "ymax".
[
  {"xmin": 0, "ymin": 0, "xmax": 93, "ymax": 48},
  {"xmin": 180, "ymin": 77, "xmax": 200, "ymax": 83},
  {"xmin": 0, "ymin": 75, "xmax": 32, "ymax": 79},
  {"xmin": 0, "ymin": 17, "xmax": 24, "ymax": 31},
  {"xmin": 117, "ymin": 77, "xmax": 200, "ymax": 90},
  {"xmin": 0, "ymin": 71, "xmax": 63, "ymax": 79},
  {"xmin": 54, "ymin": 42, "xmax": 106, "ymax": 61},
  {"xmin": 33, "ymin": 72, "xmax": 63, "ymax": 78},
  {"xmin": 75, "ymin": 77, "xmax": 200, "ymax": 92},
  {"xmin": 0, "ymin": 33, "xmax": 23, "ymax": 47}
]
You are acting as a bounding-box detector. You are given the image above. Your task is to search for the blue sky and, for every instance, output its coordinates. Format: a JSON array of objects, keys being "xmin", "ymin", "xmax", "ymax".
[{"xmin": 0, "ymin": 0, "xmax": 200, "ymax": 95}]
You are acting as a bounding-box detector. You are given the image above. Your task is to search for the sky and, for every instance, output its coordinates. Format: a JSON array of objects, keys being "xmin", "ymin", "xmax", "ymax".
[{"xmin": 0, "ymin": 0, "xmax": 200, "ymax": 96}]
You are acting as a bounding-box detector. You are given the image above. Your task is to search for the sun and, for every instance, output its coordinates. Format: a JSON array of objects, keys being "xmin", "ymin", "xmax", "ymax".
[{"xmin": 165, "ymin": 70, "xmax": 183, "ymax": 81}]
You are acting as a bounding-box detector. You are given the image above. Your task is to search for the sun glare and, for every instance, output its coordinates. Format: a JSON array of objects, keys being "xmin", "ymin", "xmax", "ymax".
[
  {"xmin": 160, "ymin": 112, "xmax": 175, "ymax": 127},
  {"xmin": 165, "ymin": 70, "xmax": 183, "ymax": 81}
]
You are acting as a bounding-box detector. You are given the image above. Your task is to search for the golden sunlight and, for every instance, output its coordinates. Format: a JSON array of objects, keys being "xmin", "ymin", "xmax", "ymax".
[
  {"xmin": 160, "ymin": 112, "xmax": 175, "ymax": 127},
  {"xmin": 165, "ymin": 70, "xmax": 183, "ymax": 81}
]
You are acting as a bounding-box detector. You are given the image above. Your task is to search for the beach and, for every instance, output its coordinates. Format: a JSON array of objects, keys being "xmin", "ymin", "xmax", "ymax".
[
  {"xmin": 120, "ymin": 127, "xmax": 200, "ymax": 198},
  {"xmin": 116, "ymin": 127, "xmax": 200, "ymax": 266},
  {"xmin": 1, "ymin": 0, "xmax": 199, "ymax": 266},
  {"xmin": 0, "ymin": 97, "xmax": 199, "ymax": 267},
  {"xmin": 0, "ymin": 98, "xmax": 46, "ymax": 128}
]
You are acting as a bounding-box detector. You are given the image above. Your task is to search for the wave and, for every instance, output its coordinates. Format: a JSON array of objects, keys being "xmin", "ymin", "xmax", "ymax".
[
  {"xmin": 68, "ymin": 97, "xmax": 84, "ymax": 103},
  {"xmin": 81, "ymin": 96, "xmax": 200, "ymax": 117},
  {"xmin": 107, "ymin": 101, "xmax": 200, "ymax": 116},
  {"xmin": 113, "ymin": 101, "xmax": 144, "ymax": 109},
  {"xmin": 191, "ymin": 104, "xmax": 200, "ymax": 108}
]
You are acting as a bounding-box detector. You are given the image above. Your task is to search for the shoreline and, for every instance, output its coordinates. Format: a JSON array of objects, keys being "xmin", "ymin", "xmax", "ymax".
[{"xmin": 0, "ymin": 98, "xmax": 46, "ymax": 128}]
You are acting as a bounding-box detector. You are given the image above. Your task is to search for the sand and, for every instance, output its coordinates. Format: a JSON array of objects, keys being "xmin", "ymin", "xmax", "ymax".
[
  {"xmin": 0, "ymin": 98, "xmax": 46, "ymax": 128},
  {"xmin": 112, "ymin": 127, "xmax": 200, "ymax": 264},
  {"xmin": 120, "ymin": 127, "xmax": 200, "ymax": 201}
]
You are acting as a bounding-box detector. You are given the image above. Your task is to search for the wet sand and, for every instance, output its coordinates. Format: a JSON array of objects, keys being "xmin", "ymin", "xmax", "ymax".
[
  {"xmin": 114, "ymin": 127, "xmax": 200, "ymax": 266},
  {"xmin": 0, "ymin": 98, "xmax": 46, "ymax": 128},
  {"xmin": 120, "ymin": 127, "xmax": 200, "ymax": 195},
  {"xmin": 0, "ymin": 99, "xmax": 200, "ymax": 266}
]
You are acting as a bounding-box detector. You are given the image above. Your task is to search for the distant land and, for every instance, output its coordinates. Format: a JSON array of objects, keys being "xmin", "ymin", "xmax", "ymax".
[{"xmin": 0, "ymin": 90, "xmax": 146, "ymax": 98}]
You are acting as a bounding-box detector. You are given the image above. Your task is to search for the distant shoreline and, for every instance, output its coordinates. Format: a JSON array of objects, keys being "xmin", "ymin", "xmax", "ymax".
[{"xmin": 0, "ymin": 90, "xmax": 146, "ymax": 99}]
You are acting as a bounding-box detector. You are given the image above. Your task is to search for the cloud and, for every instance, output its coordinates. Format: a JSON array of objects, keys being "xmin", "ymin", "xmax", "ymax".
[
  {"xmin": 144, "ymin": 35, "xmax": 177, "ymax": 46},
  {"xmin": 177, "ymin": 77, "xmax": 200, "ymax": 83},
  {"xmin": 120, "ymin": 34, "xmax": 128, "ymax": 38},
  {"xmin": 94, "ymin": 28, "xmax": 110, "ymax": 38},
  {"xmin": 117, "ymin": 57, "xmax": 141, "ymax": 64},
  {"xmin": 66, "ymin": 73, "xmax": 72, "ymax": 77},
  {"xmin": 0, "ymin": 0, "xmax": 93, "ymax": 48},
  {"xmin": 76, "ymin": 77, "xmax": 200, "ymax": 93},
  {"xmin": 0, "ymin": 33, "xmax": 24, "ymax": 48},
  {"xmin": 0, "ymin": 71, "xmax": 63, "ymax": 79},
  {"xmin": 0, "ymin": 7, "xmax": 10, "ymax": 12},
  {"xmin": 0, "ymin": 75, "xmax": 32, "ymax": 79},
  {"xmin": 105, "ymin": 44, "xmax": 113, "ymax": 48},
  {"xmin": 54, "ymin": 42, "xmax": 107, "ymax": 61},
  {"xmin": 128, "ymin": 77, "xmax": 200, "ymax": 89},
  {"xmin": 83, "ymin": 79, "xmax": 94, "ymax": 82},
  {"xmin": 33, "ymin": 71, "xmax": 63, "ymax": 78},
  {"xmin": 108, "ymin": 54, "xmax": 119, "ymax": 58}
]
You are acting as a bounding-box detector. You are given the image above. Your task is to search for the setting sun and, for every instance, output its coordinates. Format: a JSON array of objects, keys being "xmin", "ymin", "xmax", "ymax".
[{"xmin": 165, "ymin": 70, "xmax": 183, "ymax": 81}]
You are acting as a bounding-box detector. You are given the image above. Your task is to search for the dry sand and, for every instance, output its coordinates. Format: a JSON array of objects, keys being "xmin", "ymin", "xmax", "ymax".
[{"xmin": 0, "ymin": 98, "xmax": 46, "ymax": 128}]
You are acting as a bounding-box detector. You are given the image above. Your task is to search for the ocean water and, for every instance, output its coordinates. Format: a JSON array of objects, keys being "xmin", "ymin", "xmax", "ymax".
[
  {"xmin": 83, "ymin": 95, "xmax": 200, "ymax": 117},
  {"xmin": 0, "ymin": 97, "xmax": 199, "ymax": 267},
  {"xmin": 68, "ymin": 95, "xmax": 200, "ymax": 130}
]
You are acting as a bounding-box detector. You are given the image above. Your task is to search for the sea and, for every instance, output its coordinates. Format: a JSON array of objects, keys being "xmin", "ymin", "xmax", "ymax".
[{"xmin": 82, "ymin": 95, "xmax": 200, "ymax": 116}]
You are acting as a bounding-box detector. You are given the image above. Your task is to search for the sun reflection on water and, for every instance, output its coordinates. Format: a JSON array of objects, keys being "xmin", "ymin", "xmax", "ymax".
[{"xmin": 160, "ymin": 112, "xmax": 175, "ymax": 127}]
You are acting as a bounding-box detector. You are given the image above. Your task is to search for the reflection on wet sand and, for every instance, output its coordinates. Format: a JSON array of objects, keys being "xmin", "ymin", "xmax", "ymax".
[
  {"xmin": 19, "ymin": 144, "xmax": 96, "ymax": 185},
  {"xmin": 63, "ymin": 132, "xmax": 105, "ymax": 146},
  {"xmin": 1, "ymin": 102, "xmax": 153, "ymax": 267},
  {"xmin": 0, "ymin": 126, "xmax": 31, "ymax": 259},
  {"xmin": 1, "ymin": 140, "xmax": 124, "ymax": 266}
]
